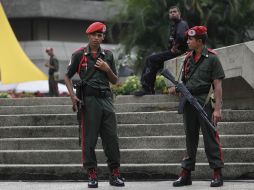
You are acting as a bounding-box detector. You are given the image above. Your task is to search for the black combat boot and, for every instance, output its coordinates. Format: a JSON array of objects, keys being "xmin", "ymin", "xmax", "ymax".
[
  {"xmin": 87, "ymin": 168, "xmax": 98, "ymax": 188},
  {"xmin": 210, "ymin": 168, "xmax": 223, "ymax": 187},
  {"xmin": 109, "ymin": 168, "xmax": 125, "ymax": 187},
  {"xmin": 173, "ymin": 168, "xmax": 192, "ymax": 187}
]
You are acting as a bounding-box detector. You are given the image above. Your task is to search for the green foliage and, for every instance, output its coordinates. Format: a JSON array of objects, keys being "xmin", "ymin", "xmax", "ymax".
[
  {"xmin": 109, "ymin": 0, "xmax": 254, "ymax": 53},
  {"xmin": 109, "ymin": 0, "xmax": 180, "ymax": 70},
  {"xmin": 110, "ymin": 0, "xmax": 173, "ymax": 53},
  {"xmin": 112, "ymin": 75, "xmax": 168, "ymax": 95},
  {"xmin": 0, "ymin": 92, "xmax": 9, "ymax": 98},
  {"xmin": 121, "ymin": 76, "xmax": 141, "ymax": 94},
  {"xmin": 155, "ymin": 75, "xmax": 167, "ymax": 93},
  {"xmin": 112, "ymin": 75, "xmax": 141, "ymax": 95},
  {"xmin": 182, "ymin": 0, "xmax": 254, "ymax": 47},
  {"xmin": 111, "ymin": 83, "xmax": 122, "ymax": 96}
]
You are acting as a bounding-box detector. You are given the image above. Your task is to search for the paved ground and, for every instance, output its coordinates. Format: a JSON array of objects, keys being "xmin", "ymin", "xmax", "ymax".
[{"xmin": 0, "ymin": 181, "xmax": 254, "ymax": 190}]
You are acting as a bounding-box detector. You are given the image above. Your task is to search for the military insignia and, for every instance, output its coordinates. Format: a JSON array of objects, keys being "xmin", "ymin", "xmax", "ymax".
[
  {"xmin": 68, "ymin": 59, "xmax": 72, "ymax": 66},
  {"xmin": 188, "ymin": 29, "xmax": 196, "ymax": 36},
  {"xmin": 102, "ymin": 25, "xmax": 106, "ymax": 33}
]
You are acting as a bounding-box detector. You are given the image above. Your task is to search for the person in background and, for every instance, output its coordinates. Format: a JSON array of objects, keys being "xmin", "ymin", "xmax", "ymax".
[
  {"xmin": 134, "ymin": 6, "xmax": 189, "ymax": 96},
  {"xmin": 45, "ymin": 47, "xmax": 59, "ymax": 96}
]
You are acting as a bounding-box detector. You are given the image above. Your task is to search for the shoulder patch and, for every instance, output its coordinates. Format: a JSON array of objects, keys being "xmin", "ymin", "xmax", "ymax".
[{"xmin": 208, "ymin": 48, "xmax": 218, "ymax": 55}]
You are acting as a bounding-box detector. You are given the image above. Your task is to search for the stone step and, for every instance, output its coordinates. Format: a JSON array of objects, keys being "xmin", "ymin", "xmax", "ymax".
[
  {"xmin": 0, "ymin": 163, "xmax": 253, "ymax": 180},
  {"xmin": 0, "ymin": 95, "xmax": 177, "ymax": 106},
  {"xmin": 0, "ymin": 97, "xmax": 72, "ymax": 106},
  {"xmin": 116, "ymin": 95, "xmax": 179, "ymax": 104},
  {"xmin": 0, "ymin": 102, "xmax": 178, "ymax": 115},
  {"xmin": 0, "ymin": 135, "xmax": 253, "ymax": 150},
  {"xmin": 0, "ymin": 110, "xmax": 254, "ymax": 126},
  {"xmin": 0, "ymin": 122, "xmax": 253, "ymax": 138},
  {"xmin": 0, "ymin": 148, "xmax": 252, "ymax": 164}
]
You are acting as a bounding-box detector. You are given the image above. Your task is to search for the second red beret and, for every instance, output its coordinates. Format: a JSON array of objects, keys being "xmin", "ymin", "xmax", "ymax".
[{"xmin": 186, "ymin": 26, "xmax": 207, "ymax": 37}]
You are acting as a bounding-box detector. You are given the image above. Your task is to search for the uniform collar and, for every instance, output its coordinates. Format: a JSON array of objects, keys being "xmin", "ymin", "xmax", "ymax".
[
  {"xmin": 191, "ymin": 46, "xmax": 209, "ymax": 58},
  {"xmin": 201, "ymin": 46, "xmax": 209, "ymax": 58},
  {"xmin": 85, "ymin": 45, "xmax": 105, "ymax": 56}
]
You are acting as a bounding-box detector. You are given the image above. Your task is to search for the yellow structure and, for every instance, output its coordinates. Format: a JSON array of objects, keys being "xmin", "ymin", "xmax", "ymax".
[{"xmin": 0, "ymin": 3, "xmax": 47, "ymax": 84}]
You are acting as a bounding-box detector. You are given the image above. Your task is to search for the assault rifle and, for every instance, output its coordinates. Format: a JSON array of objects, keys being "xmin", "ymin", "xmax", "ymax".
[{"xmin": 161, "ymin": 68, "xmax": 217, "ymax": 131}]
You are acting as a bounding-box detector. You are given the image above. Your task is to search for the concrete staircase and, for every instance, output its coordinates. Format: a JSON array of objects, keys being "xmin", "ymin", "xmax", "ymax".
[{"xmin": 0, "ymin": 95, "xmax": 254, "ymax": 180}]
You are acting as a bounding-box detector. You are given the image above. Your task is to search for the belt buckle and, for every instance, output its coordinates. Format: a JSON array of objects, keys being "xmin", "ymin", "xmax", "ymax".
[{"xmin": 99, "ymin": 90, "xmax": 106, "ymax": 98}]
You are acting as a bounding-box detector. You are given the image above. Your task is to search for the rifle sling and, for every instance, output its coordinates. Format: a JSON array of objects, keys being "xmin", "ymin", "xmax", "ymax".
[{"xmin": 184, "ymin": 56, "xmax": 205, "ymax": 84}]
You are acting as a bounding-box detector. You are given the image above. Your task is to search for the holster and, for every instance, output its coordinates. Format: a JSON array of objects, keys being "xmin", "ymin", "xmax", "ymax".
[
  {"xmin": 74, "ymin": 82, "xmax": 85, "ymax": 146},
  {"xmin": 76, "ymin": 102, "xmax": 82, "ymax": 146}
]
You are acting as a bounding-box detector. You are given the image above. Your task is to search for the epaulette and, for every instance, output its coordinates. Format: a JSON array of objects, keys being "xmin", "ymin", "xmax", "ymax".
[
  {"xmin": 73, "ymin": 47, "xmax": 87, "ymax": 54},
  {"xmin": 101, "ymin": 48, "xmax": 111, "ymax": 56},
  {"xmin": 207, "ymin": 48, "xmax": 218, "ymax": 55},
  {"xmin": 103, "ymin": 48, "xmax": 110, "ymax": 53}
]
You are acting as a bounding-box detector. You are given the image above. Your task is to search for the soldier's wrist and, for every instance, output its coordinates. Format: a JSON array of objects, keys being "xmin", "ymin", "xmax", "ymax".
[
  {"xmin": 105, "ymin": 67, "xmax": 111, "ymax": 73},
  {"xmin": 167, "ymin": 85, "xmax": 174, "ymax": 89},
  {"xmin": 214, "ymin": 106, "xmax": 221, "ymax": 111}
]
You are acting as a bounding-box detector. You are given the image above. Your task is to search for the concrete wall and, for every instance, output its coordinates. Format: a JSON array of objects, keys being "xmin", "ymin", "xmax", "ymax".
[
  {"xmin": 164, "ymin": 40, "xmax": 254, "ymax": 109},
  {"xmin": 1, "ymin": 0, "xmax": 120, "ymax": 21},
  {"xmin": 9, "ymin": 18, "xmax": 91, "ymax": 42},
  {"xmin": 2, "ymin": 0, "xmax": 120, "ymax": 42}
]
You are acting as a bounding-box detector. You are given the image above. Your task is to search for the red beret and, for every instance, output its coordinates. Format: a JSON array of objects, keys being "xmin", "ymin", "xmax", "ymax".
[
  {"xmin": 85, "ymin": 22, "xmax": 106, "ymax": 34},
  {"xmin": 186, "ymin": 26, "xmax": 207, "ymax": 37}
]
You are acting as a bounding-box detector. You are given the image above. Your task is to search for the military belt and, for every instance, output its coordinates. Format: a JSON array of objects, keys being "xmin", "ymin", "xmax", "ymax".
[
  {"xmin": 188, "ymin": 86, "xmax": 211, "ymax": 96},
  {"xmin": 84, "ymin": 85, "xmax": 112, "ymax": 98}
]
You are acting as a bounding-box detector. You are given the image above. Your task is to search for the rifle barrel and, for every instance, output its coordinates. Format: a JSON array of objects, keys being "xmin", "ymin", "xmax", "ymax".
[{"xmin": 161, "ymin": 68, "xmax": 217, "ymax": 132}]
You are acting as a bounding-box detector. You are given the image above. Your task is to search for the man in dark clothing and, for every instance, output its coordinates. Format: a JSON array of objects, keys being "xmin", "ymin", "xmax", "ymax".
[
  {"xmin": 64, "ymin": 22, "xmax": 124, "ymax": 188},
  {"xmin": 45, "ymin": 47, "xmax": 59, "ymax": 96},
  {"xmin": 134, "ymin": 6, "xmax": 189, "ymax": 96},
  {"xmin": 169, "ymin": 26, "xmax": 225, "ymax": 187}
]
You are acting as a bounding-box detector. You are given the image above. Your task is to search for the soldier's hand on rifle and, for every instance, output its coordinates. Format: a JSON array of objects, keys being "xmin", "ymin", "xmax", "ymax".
[
  {"xmin": 168, "ymin": 86, "xmax": 176, "ymax": 94},
  {"xmin": 168, "ymin": 86, "xmax": 180, "ymax": 96},
  {"xmin": 71, "ymin": 95, "xmax": 80, "ymax": 112},
  {"xmin": 212, "ymin": 109, "xmax": 222, "ymax": 126},
  {"xmin": 95, "ymin": 58, "xmax": 110, "ymax": 72}
]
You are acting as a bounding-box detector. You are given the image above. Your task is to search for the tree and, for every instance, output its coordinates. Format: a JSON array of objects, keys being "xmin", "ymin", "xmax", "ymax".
[
  {"xmin": 109, "ymin": 0, "xmax": 173, "ymax": 52},
  {"xmin": 109, "ymin": 0, "xmax": 254, "ymax": 65},
  {"xmin": 182, "ymin": 0, "xmax": 254, "ymax": 47},
  {"xmin": 109, "ymin": 0, "xmax": 179, "ymax": 69}
]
